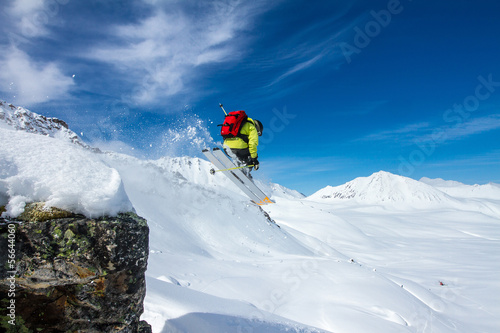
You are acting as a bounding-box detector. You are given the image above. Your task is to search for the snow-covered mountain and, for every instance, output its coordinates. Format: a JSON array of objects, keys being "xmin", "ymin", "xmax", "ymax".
[
  {"xmin": 0, "ymin": 101, "xmax": 97, "ymax": 151},
  {"xmin": 1, "ymin": 103, "xmax": 499, "ymax": 333},
  {"xmin": 308, "ymin": 170, "xmax": 500, "ymax": 214},
  {"xmin": 420, "ymin": 176, "xmax": 500, "ymax": 200},
  {"xmin": 309, "ymin": 171, "xmax": 455, "ymax": 204}
]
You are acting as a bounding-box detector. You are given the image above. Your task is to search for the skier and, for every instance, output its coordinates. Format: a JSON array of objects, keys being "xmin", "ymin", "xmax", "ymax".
[
  {"xmin": 203, "ymin": 105, "xmax": 272, "ymax": 204},
  {"xmin": 222, "ymin": 113, "xmax": 263, "ymax": 173}
]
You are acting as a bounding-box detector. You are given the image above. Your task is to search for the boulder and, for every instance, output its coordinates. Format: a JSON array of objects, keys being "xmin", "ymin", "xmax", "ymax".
[{"xmin": 0, "ymin": 203, "xmax": 151, "ymax": 332}]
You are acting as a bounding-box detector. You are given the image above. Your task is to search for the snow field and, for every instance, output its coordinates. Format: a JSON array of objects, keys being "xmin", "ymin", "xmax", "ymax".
[
  {"xmin": 1, "ymin": 113, "xmax": 499, "ymax": 332},
  {"xmin": 267, "ymin": 198, "xmax": 500, "ymax": 332}
]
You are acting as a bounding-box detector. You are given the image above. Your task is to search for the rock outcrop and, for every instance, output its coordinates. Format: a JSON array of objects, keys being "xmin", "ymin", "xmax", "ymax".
[{"xmin": 0, "ymin": 203, "xmax": 151, "ymax": 332}]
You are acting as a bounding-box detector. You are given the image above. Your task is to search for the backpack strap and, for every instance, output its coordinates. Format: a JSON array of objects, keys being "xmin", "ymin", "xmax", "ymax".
[{"xmin": 237, "ymin": 118, "xmax": 255, "ymax": 143}]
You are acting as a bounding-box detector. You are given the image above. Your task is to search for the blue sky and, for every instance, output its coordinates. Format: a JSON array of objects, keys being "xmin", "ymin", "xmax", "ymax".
[{"xmin": 1, "ymin": 0, "xmax": 499, "ymax": 195}]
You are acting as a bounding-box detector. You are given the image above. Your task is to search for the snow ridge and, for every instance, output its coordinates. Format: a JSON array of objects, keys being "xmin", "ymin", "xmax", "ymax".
[
  {"xmin": 151, "ymin": 156, "xmax": 304, "ymax": 200},
  {"xmin": 0, "ymin": 101, "xmax": 97, "ymax": 151}
]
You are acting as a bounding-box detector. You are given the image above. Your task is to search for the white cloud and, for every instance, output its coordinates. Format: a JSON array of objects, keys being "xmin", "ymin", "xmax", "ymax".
[
  {"xmin": 86, "ymin": 1, "xmax": 269, "ymax": 105},
  {"xmin": 359, "ymin": 114, "xmax": 500, "ymax": 145},
  {"xmin": 425, "ymin": 114, "xmax": 500, "ymax": 142},
  {"xmin": 0, "ymin": 47, "xmax": 74, "ymax": 105},
  {"xmin": 358, "ymin": 122, "xmax": 431, "ymax": 143},
  {"xmin": 7, "ymin": 0, "xmax": 45, "ymax": 17},
  {"xmin": 265, "ymin": 6, "xmax": 364, "ymax": 88},
  {"xmin": 268, "ymin": 53, "xmax": 325, "ymax": 87},
  {"xmin": 7, "ymin": 0, "xmax": 49, "ymax": 37}
]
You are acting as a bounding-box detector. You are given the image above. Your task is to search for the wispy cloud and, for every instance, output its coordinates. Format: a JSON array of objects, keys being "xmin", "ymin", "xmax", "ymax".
[
  {"xmin": 0, "ymin": 0, "xmax": 75, "ymax": 105},
  {"xmin": 358, "ymin": 122, "xmax": 431, "ymax": 143},
  {"xmin": 264, "ymin": 7, "xmax": 364, "ymax": 88},
  {"xmin": 0, "ymin": 1, "xmax": 365, "ymax": 108},
  {"xmin": 358, "ymin": 114, "xmax": 500, "ymax": 145},
  {"xmin": 422, "ymin": 114, "xmax": 500, "ymax": 142},
  {"xmin": 427, "ymin": 149, "xmax": 500, "ymax": 169},
  {"xmin": 6, "ymin": 0, "xmax": 54, "ymax": 37},
  {"xmin": 0, "ymin": 46, "xmax": 74, "ymax": 105},
  {"xmin": 268, "ymin": 53, "xmax": 325, "ymax": 87},
  {"xmin": 85, "ymin": 1, "xmax": 275, "ymax": 106}
]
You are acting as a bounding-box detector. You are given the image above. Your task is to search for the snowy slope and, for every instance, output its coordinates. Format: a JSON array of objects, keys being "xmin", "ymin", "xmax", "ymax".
[
  {"xmin": 1, "ymin": 104, "xmax": 499, "ymax": 333},
  {"xmin": 152, "ymin": 156, "xmax": 306, "ymax": 200},
  {"xmin": 420, "ymin": 177, "xmax": 500, "ymax": 200}
]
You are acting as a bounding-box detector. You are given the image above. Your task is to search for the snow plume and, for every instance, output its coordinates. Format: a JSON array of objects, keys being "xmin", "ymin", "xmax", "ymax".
[{"xmin": 159, "ymin": 113, "xmax": 216, "ymax": 158}]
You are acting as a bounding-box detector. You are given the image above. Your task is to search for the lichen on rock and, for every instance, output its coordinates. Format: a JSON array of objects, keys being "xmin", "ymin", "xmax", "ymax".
[
  {"xmin": 16, "ymin": 202, "xmax": 75, "ymax": 222},
  {"xmin": 0, "ymin": 204, "xmax": 151, "ymax": 332}
]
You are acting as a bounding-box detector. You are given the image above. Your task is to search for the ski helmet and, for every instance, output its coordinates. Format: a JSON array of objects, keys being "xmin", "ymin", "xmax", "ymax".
[{"xmin": 254, "ymin": 119, "xmax": 263, "ymax": 136}]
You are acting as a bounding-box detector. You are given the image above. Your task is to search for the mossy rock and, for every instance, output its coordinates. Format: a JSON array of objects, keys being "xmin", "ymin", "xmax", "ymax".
[
  {"xmin": 17, "ymin": 202, "xmax": 75, "ymax": 222},
  {"xmin": 0, "ymin": 209, "xmax": 151, "ymax": 332}
]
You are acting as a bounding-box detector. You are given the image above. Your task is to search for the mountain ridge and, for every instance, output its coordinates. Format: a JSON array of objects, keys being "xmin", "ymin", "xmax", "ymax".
[
  {"xmin": 308, "ymin": 170, "xmax": 499, "ymax": 209},
  {"xmin": 420, "ymin": 176, "xmax": 500, "ymax": 200},
  {"xmin": 2, "ymin": 101, "xmax": 498, "ymax": 207},
  {"xmin": 0, "ymin": 101, "xmax": 99, "ymax": 152}
]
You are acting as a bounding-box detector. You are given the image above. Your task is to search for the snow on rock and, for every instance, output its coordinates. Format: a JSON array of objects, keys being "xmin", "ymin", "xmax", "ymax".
[
  {"xmin": 0, "ymin": 128, "xmax": 132, "ymax": 218},
  {"xmin": 0, "ymin": 128, "xmax": 132, "ymax": 219}
]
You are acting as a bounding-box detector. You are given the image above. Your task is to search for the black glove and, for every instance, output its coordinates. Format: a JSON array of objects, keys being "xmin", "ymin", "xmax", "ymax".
[{"xmin": 250, "ymin": 157, "xmax": 259, "ymax": 171}]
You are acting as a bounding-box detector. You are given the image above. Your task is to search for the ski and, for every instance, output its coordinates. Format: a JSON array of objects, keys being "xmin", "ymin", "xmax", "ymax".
[
  {"xmin": 202, "ymin": 148, "xmax": 274, "ymax": 205},
  {"xmin": 202, "ymin": 149, "xmax": 263, "ymax": 204},
  {"xmin": 211, "ymin": 148, "xmax": 274, "ymax": 204}
]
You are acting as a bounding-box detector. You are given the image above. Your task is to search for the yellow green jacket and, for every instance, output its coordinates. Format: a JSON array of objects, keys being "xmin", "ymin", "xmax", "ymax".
[{"xmin": 223, "ymin": 118, "xmax": 259, "ymax": 158}]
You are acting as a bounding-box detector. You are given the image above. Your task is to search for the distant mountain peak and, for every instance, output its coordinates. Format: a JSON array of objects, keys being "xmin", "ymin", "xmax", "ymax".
[
  {"xmin": 420, "ymin": 176, "xmax": 500, "ymax": 200},
  {"xmin": 309, "ymin": 171, "xmax": 452, "ymax": 205},
  {"xmin": 0, "ymin": 101, "xmax": 99, "ymax": 152}
]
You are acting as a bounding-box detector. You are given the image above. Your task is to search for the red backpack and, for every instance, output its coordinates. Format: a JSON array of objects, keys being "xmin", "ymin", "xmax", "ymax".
[{"xmin": 220, "ymin": 110, "xmax": 248, "ymax": 140}]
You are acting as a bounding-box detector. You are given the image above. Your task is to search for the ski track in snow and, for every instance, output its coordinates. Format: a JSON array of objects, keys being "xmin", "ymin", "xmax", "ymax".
[{"xmin": 1, "ymin": 103, "xmax": 500, "ymax": 333}]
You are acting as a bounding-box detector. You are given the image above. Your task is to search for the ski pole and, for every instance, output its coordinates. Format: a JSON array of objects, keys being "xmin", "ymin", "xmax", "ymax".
[
  {"xmin": 219, "ymin": 103, "xmax": 228, "ymax": 116},
  {"xmin": 210, "ymin": 165, "xmax": 254, "ymax": 175}
]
